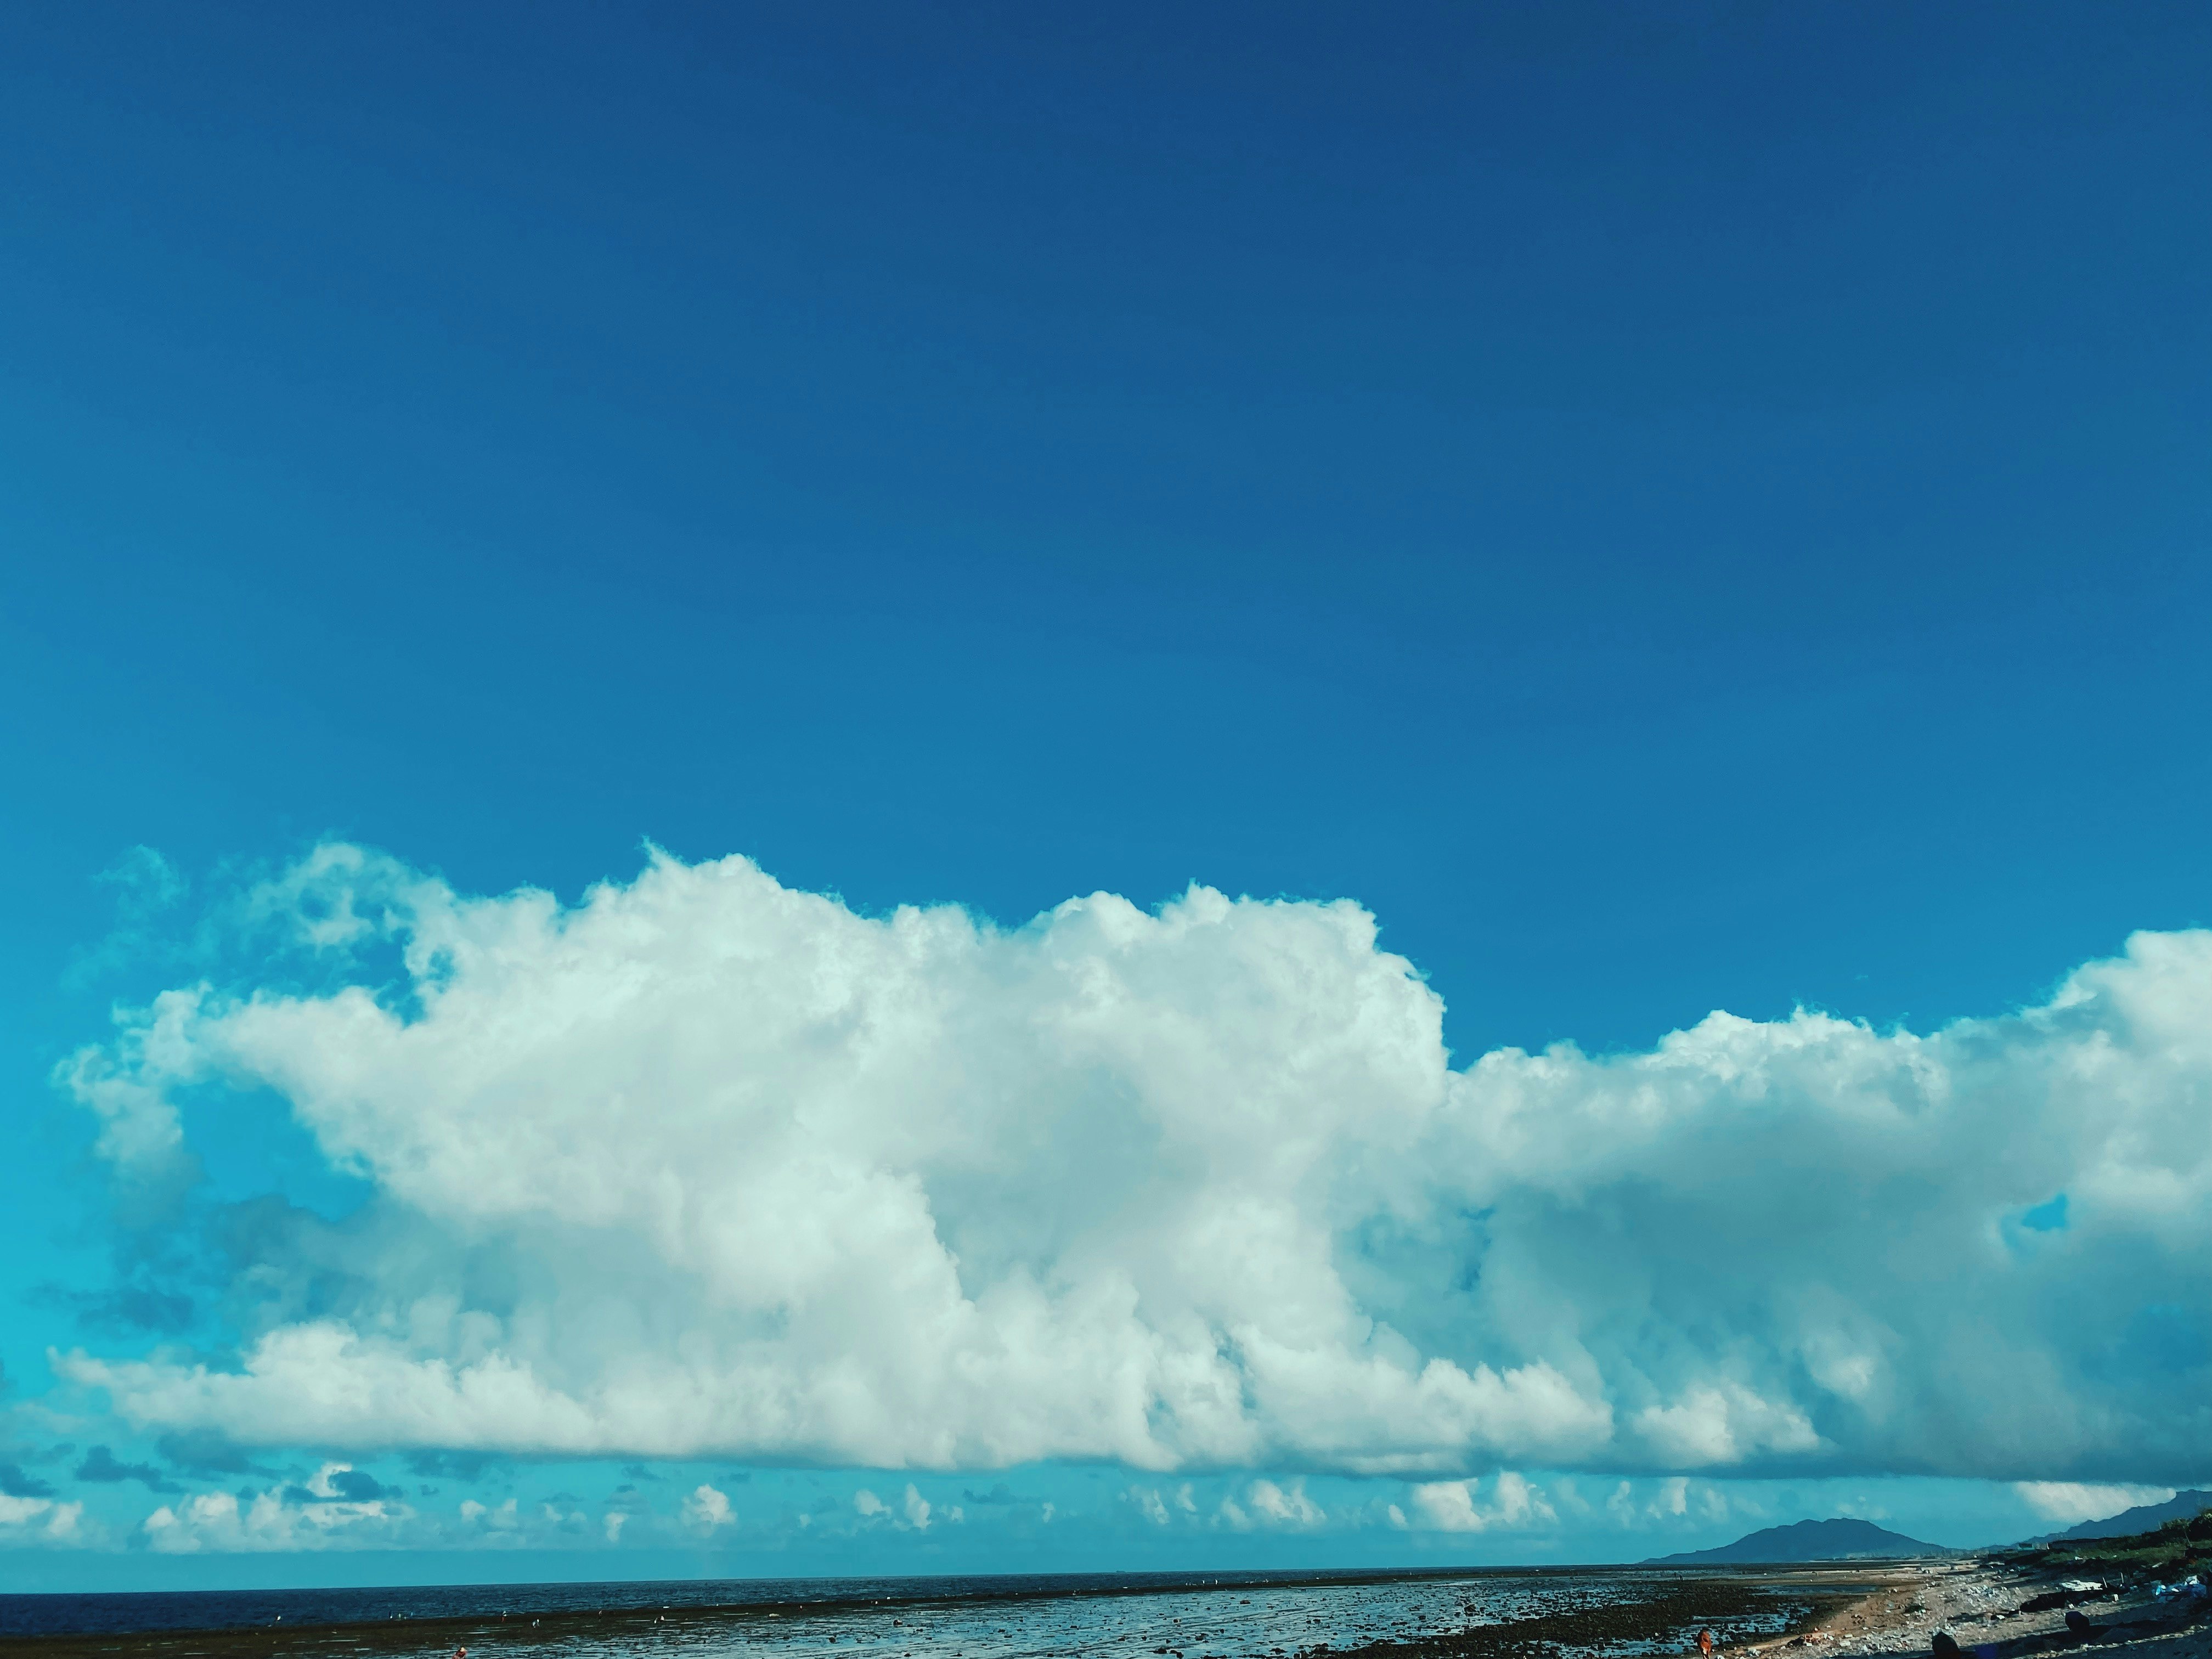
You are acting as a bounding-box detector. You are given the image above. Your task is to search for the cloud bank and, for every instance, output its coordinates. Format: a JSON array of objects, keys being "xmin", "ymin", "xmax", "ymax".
[{"xmin": 56, "ymin": 847, "xmax": 2212, "ymax": 1482}]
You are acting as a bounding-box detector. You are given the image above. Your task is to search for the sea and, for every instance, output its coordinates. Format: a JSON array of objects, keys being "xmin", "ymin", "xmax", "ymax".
[{"xmin": 0, "ymin": 1567, "xmax": 1825, "ymax": 1658}]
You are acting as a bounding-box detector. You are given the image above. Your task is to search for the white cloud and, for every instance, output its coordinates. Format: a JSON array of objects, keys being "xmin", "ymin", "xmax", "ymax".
[
  {"xmin": 1409, "ymin": 1471, "xmax": 1555, "ymax": 1532},
  {"xmin": 0, "ymin": 1494, "xmax": 88, "ymax": 1546},
  {"xmin": 145, "ymin": 1465, "xmax": 411, "ymax": 1554},
  {"xmin": 850, "ymin": 1484, "xmax": 933, "ymax": 1531},
  {"xmin": 901, "ymin": 1483, "xmax": 933, "ymax": 1530},
  {"xmin": 57, "ymin": 994, "xmax": 198, "ymax": 1204},
  {"xmin": 53, "ymin": 846, "xmax": 2212, "ymax": 1483},
  {"xmin": 1244, "ymin": 1477, "xmax": 1325, "ymax": 1527},
  {"xmin": 2015, "ymin": 1482, "xmax": 2176, "ymax": 1524},
  {"xmin": 1125, "ymin": 1483, "xmax": 1196, "ymax": 1526},
  {"xmin": 132, "ymin": 1485, "xmax": 647, "ymax": 1555},
  {"xmin": 1633, "ymin": 1384, "xmax": 1823, "ymax": 1468},
  {"xmin": 680, "ymin": 1483, "xmax": 733, "ymax": 1530}
]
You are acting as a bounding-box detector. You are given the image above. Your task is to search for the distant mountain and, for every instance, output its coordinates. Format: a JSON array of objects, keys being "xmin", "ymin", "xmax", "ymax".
[
  {"xmin": 2029, "ymin": 1491, "xmax": 2212, "ymax": 1544},
  {"xmin": 1651, "ymin": 1517, "xmax": 1942, "ymax": 1564}
]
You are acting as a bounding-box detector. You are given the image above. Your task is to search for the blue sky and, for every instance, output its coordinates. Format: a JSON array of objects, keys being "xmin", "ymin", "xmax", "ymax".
[{"xmin": 2, "ymin": 2, "xmax": 2209, "ymax": 1592}]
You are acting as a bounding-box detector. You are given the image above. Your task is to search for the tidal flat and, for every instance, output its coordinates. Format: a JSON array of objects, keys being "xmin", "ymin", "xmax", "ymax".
[{"xmin": 0, "ymin": 1565, "xmax": 1864, "ymax": 1659}]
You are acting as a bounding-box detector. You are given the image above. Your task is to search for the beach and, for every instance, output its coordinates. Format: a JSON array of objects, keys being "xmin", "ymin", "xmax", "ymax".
[{"xmin": 1743, "ymin": 1560, "xmax": 2212, "ymax": 1659}]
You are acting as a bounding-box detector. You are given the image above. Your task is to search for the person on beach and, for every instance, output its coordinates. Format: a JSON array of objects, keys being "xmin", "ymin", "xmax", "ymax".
[{"xmin": 1699, "ymin": 1628, "xmax": 1716, "ymax": 1656}]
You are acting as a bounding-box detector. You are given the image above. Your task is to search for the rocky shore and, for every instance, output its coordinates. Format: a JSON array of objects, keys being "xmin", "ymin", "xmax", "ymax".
[{"xmin": 1745, "ymin": 1556, "xmax": 2210, "ymax": 1659}]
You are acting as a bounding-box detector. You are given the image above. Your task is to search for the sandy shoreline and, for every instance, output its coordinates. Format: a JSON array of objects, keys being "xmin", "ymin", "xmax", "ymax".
[{"xmin": 1742, "ymin": 1560, "xmax": 2212, "ymax": 1659}]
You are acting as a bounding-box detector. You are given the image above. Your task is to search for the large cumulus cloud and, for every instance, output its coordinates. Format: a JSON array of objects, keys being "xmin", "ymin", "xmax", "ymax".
[{"xmin": 54, "ymin": 846, "xmax": 2212, "ymax": 1481}]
